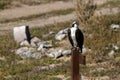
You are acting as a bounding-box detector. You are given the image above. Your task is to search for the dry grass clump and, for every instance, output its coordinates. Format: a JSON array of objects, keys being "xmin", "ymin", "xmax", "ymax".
[{"xmin": 74, "ymin": 0, "xmax": 96, "ymax": 27}]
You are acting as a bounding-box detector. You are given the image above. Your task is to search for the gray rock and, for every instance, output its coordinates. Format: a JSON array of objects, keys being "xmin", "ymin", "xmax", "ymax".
[
  {"xmin": 47, "ymin": 49, "xmax": 63, "ymax": 58},
  {"xmin": 62, "ymin": 50, "xmax": 71, "ymax": 55},
  {"xmin": 19, "ymin": 51, "xmax": 32, "ymax": 59},
  {"xmin": 31, "ymin": 52, "xmax": 42, "ymax": 59},
  {"xmin": 30, "ymin": 41, "xmax": 37, "ymax": 47},
  {"xmin": 19, "ymin": 51, "xmax": 43, "ymax": 59},
  {"xmin": 55, "ymin": 34, "xmax": 66, "ymax": 41},
  {"xmin": 20, "ymin": 40, "xmax": 30, "ymax": 46},
  {"xmin": 16, "ymin": 47, "xmax": 29, "ymax": 54},
  {"xmin": 110, "ymin": 24, "xmax": 120, "ymax": 29},
  {"xmin": 37, "ymin": 41, "xmax": 53, "ymax": 51},
  {"xmin": 57, "ymin": 28, "xmax": 68, "ymax": 34},
  {"xmin": 55, "ymin": 28, "xmax": 68, "ymax": 41},
  {"xmin": 37, "ymin": 43, "xmax": 45, "ymax": 51}
]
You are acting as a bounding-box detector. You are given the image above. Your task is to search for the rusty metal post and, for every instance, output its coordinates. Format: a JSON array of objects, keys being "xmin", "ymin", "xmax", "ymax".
[{"xmin": 71, "ymin": 48, "xmax": 80, "ymax": 80}]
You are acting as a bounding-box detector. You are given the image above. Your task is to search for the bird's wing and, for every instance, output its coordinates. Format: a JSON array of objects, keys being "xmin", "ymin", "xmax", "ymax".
[
  {"xmin": 68, "ymin": 28, "xmax": 73, "ymax": 47},
  {"xmin": 76, "ymin": 28, "xmax": 84, "ymax": 52}
]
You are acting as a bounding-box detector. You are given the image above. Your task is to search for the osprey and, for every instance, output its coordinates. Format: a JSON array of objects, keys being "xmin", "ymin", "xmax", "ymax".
[{"xmin": 68, "ymin": 21, "xmax": 84, "ymax": 53}]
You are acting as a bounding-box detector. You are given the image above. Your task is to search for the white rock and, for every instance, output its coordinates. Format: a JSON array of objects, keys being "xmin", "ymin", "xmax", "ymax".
[
  {"xmin": 62, "ymin": 50, "xmax": 71, "ymax": 55},
  {"xmin": 54, "ymin": 50, "xmax": 63, "ymax": 58},
  {"xmin": 49, "ymin": 31, "xmax": 55, "ymax": 35},
  {"xmin": 108, "ymin": 50, "xmax": 115, "ymax": 57},
  {"xmin": 16, "ymin": 47, "xmax": 29, "ymax": 54},
  {"xmin": 113, "ymin": 45, "xmax": 119, "ymax": 50},
  {"xmin": 20, "ymin": 40, "xmax": 30, "ymax": 46},
  {"xmin": 110, "ymin": 24, "xmax": 120, "ymax": 29},
  {"xmin": 55, "ymin": 34, "xmax": 66, "ymax": 41},
  {"xmin": 13, "ymin": 25, "xmax": 31, "ymax": 43}
]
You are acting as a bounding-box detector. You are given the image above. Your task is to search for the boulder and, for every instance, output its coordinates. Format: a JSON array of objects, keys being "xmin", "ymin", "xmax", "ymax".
[
  {"xmin": 55, "ymin": 34, "xmax": 66, "ymax": 41},
  {"xmin": 13, "ymin": 25, "xmax": 31, "ymax": 43}
]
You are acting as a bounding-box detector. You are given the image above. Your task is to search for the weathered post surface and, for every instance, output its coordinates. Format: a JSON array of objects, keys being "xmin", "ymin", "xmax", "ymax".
[
  {"xmin": 71, "ymin": 48, "xmax": 86, "ymax": 80},
  {"xmin": 71, "ymin": 48, "xmax": 80, "ymax": 80}
]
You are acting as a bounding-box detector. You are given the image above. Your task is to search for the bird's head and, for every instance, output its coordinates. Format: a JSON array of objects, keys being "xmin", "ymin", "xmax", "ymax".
[{"xmin": 72, "ymin": 21, "xmax": 79, "ymax": 28}]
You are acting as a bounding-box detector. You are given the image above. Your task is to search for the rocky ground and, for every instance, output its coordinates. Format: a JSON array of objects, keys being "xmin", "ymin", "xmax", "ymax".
[{"xmin": 0, "ymin": 0, "xmax": 120, "ymax": 80}]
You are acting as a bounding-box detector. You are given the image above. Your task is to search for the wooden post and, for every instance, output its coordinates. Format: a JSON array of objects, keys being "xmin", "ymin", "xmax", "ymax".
[
  {"xmin": 71, "ymin": 48, "xmax": 80, "ymax": 80},
  {"xmin": 71, "ymin": 48, "xmax": 86, "ymax": 80},
  {"xmin": 79, "ymin": 54, "xmax": 86, "ymax": 65}
]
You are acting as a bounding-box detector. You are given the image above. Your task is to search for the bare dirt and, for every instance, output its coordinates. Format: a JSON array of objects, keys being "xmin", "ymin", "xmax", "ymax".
[
  {"xmin": 0, "ymin": 1, "xmax": 73, "ymax": 21},
  {"xmin": 0, "ymin": 0, "xmax": 119, "ymax": 32}
]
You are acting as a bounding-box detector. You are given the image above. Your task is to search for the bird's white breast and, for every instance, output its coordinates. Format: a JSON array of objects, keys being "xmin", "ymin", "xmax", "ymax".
[{"xmin": 70, "ymin": 27, "xmax": 77, "ymax": 47}]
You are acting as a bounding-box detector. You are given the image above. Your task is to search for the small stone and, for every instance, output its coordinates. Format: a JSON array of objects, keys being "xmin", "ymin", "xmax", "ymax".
[
  {"xmin": 48, "ymin": 49, "xmax": 63, "ymax": 58},
  {"xmin": 31, "ymin": 41, "xmax": 37, "ymax": 47},
  {"xmin": 31, "ymin": 37, "xmax": 41, "ymax": 43},
  {"xmin": 57, "ymin": 28, "xmax": 68, "ymax": 34},
  {"xmin": 110, "ymin": 24, "xmax": 120, "ymax": 29},
  {"xmin": 113, "ymin": 45, "xmax": 119, "ymax": 50},
  {"xmin": 16, "ymin": 47, "xmax": 29, "ymax": 54},
  {"xmin": 46, "ymin": 53, "xmax": 54, "ymax": 58},
  {"xmin": 55, "ymin": 34, "xmax": 66, "ymax": 41},
  {"xmin": 55, "ymin": 28, "xmax": 68, "ymax": 41},
  {"xmin": 49, "ymin": 31, "xmax": 55, "ymax": 35},
  {"xmin": 20, "ymin": 40, "xmax": 30, "ymax": 46},
  {"xmin": 19, "ymin": 51, "xmax": 32, "ymax": 59},
  {"xmin": 108, "ymin": 50, "xmax": 115, "ymax": 57},
  {"xmin": 62, "ymin": 50, "xmax": 71, "ymax": 55},
  {"xmin": 0, "ymin": 56, "xmax": 6, "ymax": 61},
  {"xmin": 29, "ymin": 47, "xmax": 36, "ymax": 52},
  {"xmin": 31, "ymin": 52, "xmax": 42, "ymax": 59},
  {"xmin": 83, "ymin": 47, "xmax": 91, "ymax": 53},
  {"xmin": 37, "ymin": 43, "xmax": 44, "ymax": 51}
]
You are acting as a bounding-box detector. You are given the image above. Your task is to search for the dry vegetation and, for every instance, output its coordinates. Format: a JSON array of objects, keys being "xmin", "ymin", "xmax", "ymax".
[{"xmin": 0, "ymin": 0, "xmax": 120, "ymax": 80}]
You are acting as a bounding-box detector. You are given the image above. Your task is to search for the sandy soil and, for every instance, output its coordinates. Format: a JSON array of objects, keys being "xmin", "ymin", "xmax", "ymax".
[
  {"xmin": 0, "ymin": 1, "xmax": 73, "ymax": 21},
  {"xmin": 0, "ymin": 0, "xmax": 119, "ymax": 32}
]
